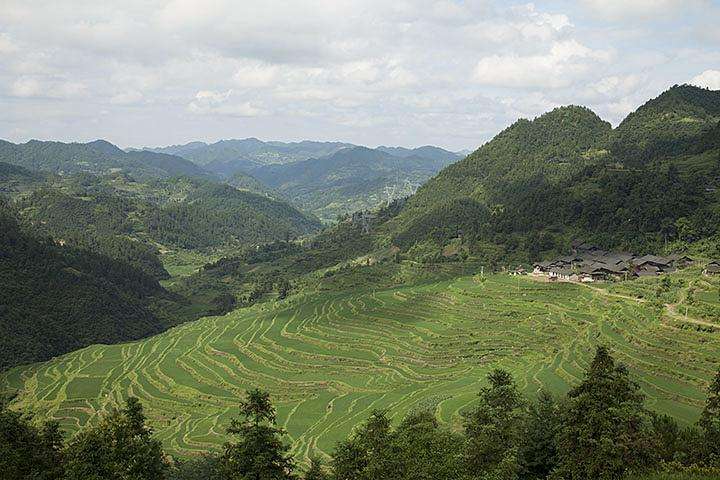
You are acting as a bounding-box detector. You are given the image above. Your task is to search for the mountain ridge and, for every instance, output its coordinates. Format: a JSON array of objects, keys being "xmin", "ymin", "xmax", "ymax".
[{"xmin": 0, "ymin": 138, "xmax": 212, "ymax": 180}]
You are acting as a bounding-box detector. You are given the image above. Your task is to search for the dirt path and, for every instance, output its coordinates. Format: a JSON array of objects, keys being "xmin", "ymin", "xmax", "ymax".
[
  {"xmin": 665, "ymin": 303, "xmax": 718, "ymax": 329},
  {"xmin": 575, "ymin": 279, "xmax": 717, "ymax": 329},
  {"xmin": 574, "ymin": 281, "xmax": 647, "ymax": 303}
]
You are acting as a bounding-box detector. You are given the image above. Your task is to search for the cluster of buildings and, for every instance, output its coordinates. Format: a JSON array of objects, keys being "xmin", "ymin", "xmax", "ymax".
[
  {"xmin": 517, "ymin": 242, "xmax": 702, "ymax": 283},
  {"xmin": 705, "ymin": 260, "xmax": 720, "ymax": 276}
]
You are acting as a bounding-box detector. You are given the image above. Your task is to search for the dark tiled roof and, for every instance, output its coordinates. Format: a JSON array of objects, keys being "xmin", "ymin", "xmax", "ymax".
[{"xmin": 635, "ymin": 254, "xmax": 671, "ymax": 266}]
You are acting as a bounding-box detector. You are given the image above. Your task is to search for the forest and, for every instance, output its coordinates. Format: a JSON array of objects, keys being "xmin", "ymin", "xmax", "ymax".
[
  {"xmin": 389, "ymin": 85, "xmax": 720, "ymax": 263},
  {"xmin": 2, "ymin": 347, "xmax": 719, "ymax": 480}
]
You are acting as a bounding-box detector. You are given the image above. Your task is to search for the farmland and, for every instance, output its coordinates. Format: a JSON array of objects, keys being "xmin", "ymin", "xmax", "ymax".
[{"xmin": 2, "ymin": 271, "xmax": 719, "ymax": 461}]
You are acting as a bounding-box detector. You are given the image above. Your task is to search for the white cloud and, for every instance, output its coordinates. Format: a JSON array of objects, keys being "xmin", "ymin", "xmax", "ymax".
[
  {"xmin": 587, "ymin": 75, "xmax": 643, "ymax": 98},
  {"xmin": 232, "ymin": 62, "xmax": 278, "ymax": 88},
  {"xmin": 0, "ymin": 33, "xmax": 18, "ymax": 54},
  {"xmin": 473, "ymin": 40, "xmax": 612, "ymax": 88},
  {"xmin": 10, "ymin": 76, "xmax": 86, "ymax": 99},
  {"xmin": 109, "ymin": 90, "xmax": 143, "ymax": 105},
  {"xmin": 690, "ymin": 70, "xmax": 720, "ymax": 90},
  {"xmin": 188, "ymin": 89, "xmax": 266, "ymax": 117},
  {"xmin": 0, "ymin": 0, "xmax": 717, "ymax": 149},
  {"xmin": 580, "ymin": 0, "xmax": 708, "ymax": 20}
]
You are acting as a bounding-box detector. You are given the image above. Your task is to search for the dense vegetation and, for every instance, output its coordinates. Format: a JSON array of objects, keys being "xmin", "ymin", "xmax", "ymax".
[
  {"xmin": 17, "ymin": 186, "xmax": 169, "ymax": 278},
  {"xmin": 384, "ymin": 86, "xmax": 720, "ymax": 263},
  {"xmin": 0, "ymin": 139, "xmax": 211, "ymax": 180},
  {"xmin": 145, "ymin": 180, "xmax": 321, "ymax": 248},
  {"xmin": 0, "ymin": 201, "xmax": 170, "ymax": 370},
  {"xmin": 2, "ymin": 347, "xmax": 719, "ymax": 480},
  {"xmin": 144, "ymin": 138, "xmax": 356, "ymax": 173},
  {"xmin": 247, "ymin": 146, "xmax": 460, "ymax": 222},
  {"xmin": 610, "ymin": 85, "xmax": 720, "ymax": 167}
]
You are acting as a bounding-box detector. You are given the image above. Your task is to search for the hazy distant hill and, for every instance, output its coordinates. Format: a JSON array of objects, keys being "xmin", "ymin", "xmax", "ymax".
[
  {"xmin": 0, "ymin": 139, "xmax": 211, "ymax": 180},
  {"xmin": 142, "ymin": 139, "xmax": 462, "ymax": 220},
  {"xmin": 248, "ymin": 146, "xmax": 460, "ymax": 221},
  {"xmin": 143, "ymin": 138, "xmax": 356, "ymax": 175},
  {"xmin": 376, "ymin": 145, "xmax": 462, "ymax": 166}
]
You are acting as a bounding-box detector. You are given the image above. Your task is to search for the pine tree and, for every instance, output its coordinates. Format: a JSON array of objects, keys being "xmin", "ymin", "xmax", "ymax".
[
  {"xmin": 518, "ymin": 391, "xmax": 561, "ymax": 479},
  {"xmin": 221, "ymin": 389, "xmax": 296, "ymax": 480},
  {"xmin": 553, "ymin": 346, "xmax": 656, "ymax": 479},
  {"xmin": 0, "ymin": 401, "xmax": 64, "ymax": 480},
  {"xmin": 304, "ymin": 456, "xmax": 328, "ymax": 480},
  {"xmin": 331, "ymin": 410, "xmax": 391, "ymax": 480},
  {"xmin": 699, "ymin": 368, "xmax": 720, "ymax": 463},
  {"xmin": 63, "ymin": 397, "xmax": 167, "ymax": 480},
  {"xmin": 463, "ymin": 369, "xmax": 524, "ymax": 479}
]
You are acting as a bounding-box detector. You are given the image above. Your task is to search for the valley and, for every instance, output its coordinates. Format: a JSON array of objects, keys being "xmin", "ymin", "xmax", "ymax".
[
  {"xmin": 3, "ymin": 267, "xmax": 718, "ymax": 461},
  {"xmin": 4, "ymin": 3, "xmax": 720, "ymax": 478},
  {"xmin": 2, "ymin": 83, "xmax": 720, "ymax": 480}
]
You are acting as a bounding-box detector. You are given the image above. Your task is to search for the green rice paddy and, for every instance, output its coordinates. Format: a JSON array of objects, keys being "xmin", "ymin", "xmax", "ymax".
[{"xmin": 2, "ymin": 273, "xmax": 719, "ymax": 460}]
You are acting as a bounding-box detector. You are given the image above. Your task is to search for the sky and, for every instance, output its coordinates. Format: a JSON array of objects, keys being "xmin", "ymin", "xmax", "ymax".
[{"xmin": 1, "ymin": 0, "xmax": 719, "ymax": 151}]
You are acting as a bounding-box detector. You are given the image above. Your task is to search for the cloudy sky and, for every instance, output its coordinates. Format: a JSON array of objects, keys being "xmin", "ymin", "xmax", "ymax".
[{"xmin": 1, "ymin": 0, "xmax": 719, "ymax": 151}]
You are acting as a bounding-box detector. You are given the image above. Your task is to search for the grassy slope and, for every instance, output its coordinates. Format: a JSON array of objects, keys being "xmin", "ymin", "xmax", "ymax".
[{"xmin": 2, "ymin": 267, "xmax": 718, "ymax": 461}]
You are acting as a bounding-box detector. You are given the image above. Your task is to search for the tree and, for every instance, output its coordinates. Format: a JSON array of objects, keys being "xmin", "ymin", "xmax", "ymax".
[
  {"xmin": 221, "ymin": 389, "xmax": 296, "ymax": 480},
  {"xmin": 518, "ymin": 391, "xmax": 561, "ymax": 479},
  {"xmin": 303, "ymin": 456, "xmax": 329, "ymax": 480},
  {"xmin": 0, "ymin": 401, "xmax": 64, "ymax": 480},
  {"xmin": 331, "ymin": 409, "xmax": 462, "ymax": 480},
  {"xmin": 553, "ymin": 346, "xmax": 657, "ymax": 480},
  {"xmin": 699, "ymin": 367, "xmax": 720, "ymax": 463},
  {"xmin": 379, "ymin": 410, "xmax": 463, "ymax": 480},
  {"xmin": 63, "ymin": 397, "xmax": 167, "ymax": 480},
  {"xmin": 168, "ymin": 454, "xmax": 223, "ymax": 480},
  {"xmin": 331, "ymin": 410, "xmax": 391, "ymax": 480},
  {"xmin": 463, "ymin": 369, "xmax": 525, "ymax": 479}
]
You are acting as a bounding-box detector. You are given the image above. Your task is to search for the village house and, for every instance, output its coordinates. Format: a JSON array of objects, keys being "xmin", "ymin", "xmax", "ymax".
[
  {"xmin": 704, "ymin": 260, "xmax": 720, "ymax": 276},
  {"xmin": 531, "ymin": 243, "xmax": 694, "ymax": 283}
]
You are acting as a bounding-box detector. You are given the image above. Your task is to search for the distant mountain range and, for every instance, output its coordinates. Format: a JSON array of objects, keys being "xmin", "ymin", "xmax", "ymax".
[
  {"xmin": 139, "ymin": 138, "xmax": 463, "ymax": 221},
  {"xmin": 246, "ymin": 146, "xmax": 460, "ymax": 221},
  {"xmin": 140, "ymin": 138, "xmax": 357, "ymax": 177},
  {"xmin": 0, "ymin": 139, "xmax": 210, "ymax": 180}
]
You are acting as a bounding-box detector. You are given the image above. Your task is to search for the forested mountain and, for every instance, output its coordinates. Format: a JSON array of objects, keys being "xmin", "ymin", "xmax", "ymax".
[
  {"xmin": 143, "ymin": 138, "xmax": 355, "ymax": 172},
  {"xmin": 610, "ymin": 84, "xmax": 720, "ymax": 167},
  {"xmin": 16, "ymin": 186, "xmax": 169, "ymax": 279},
  {"xmin": 380, "ymin": 85, "xmax": 720, "ymax": 261},
  {"xmin": 4, "ymin": 173, "xmax": 321, "ymax": 254},
  {"xmin": 141, "ymin": 138, "xmax": 462, "ymax": 220},
  {"xmin": 0, "ymin": 139, "xmax": 211, "ymax": 180},
  {"xmin": 0, "ymin": 162, "xmax": 46, "ymax": 194},
  {"xmin": 0, "ymin": 201, "xmax": 170, "ymax": 370},
  {"xmin": 243, "ymin": 146, "xmax": 460, "ymax": 221},
  {"xmin": 144, "ymin": 178, "xmax": 321, "ymax": 248}
]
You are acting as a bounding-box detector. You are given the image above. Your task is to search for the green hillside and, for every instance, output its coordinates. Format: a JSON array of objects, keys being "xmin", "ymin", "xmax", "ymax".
[
  {"xmin": 386, "ymin": 86, "xmax": 720, "ymax": 259},
  {"xmin": 144, "ymin": 179, "xmax": 321, "ymax": 248},
  {"xmin": 3, "ymin": 266, "xmax": 718, "ymax": 460},
  {"xmin": 6, "ymin": 173, "xmax": 322, "ymax": 255},
  {"xmin": 0, "ymin": 139, "xmax": 211, "ymax": 180},
  {"xmin": 0, "ymin": 162, "xmax": 46, "ymax": 194},
  {"xmin": 16, "ymin": 186, "xmax": 170, "ymax": 279},
  {"xmin": 0, "ymin": 202, "xmax": 171, "ymax": 370},
  {"xmin": 249, "ymin": 146, "xmax": 459, "ymax": 222},
  {"xmin": 610, "ymin": 85, "xmax": 720, "ymax": 167}
]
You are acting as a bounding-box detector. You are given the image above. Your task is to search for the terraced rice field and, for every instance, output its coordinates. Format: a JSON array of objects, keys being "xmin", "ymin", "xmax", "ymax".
[{"xmin": 2, "ymin": 274, "xmax": 719, "ymax": 460}]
